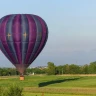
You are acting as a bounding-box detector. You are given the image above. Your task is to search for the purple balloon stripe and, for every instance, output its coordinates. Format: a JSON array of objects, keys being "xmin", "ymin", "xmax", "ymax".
[
  {"xmin": 0, "ymin": 15, "xmax": 10, "ymax": 41},
  {"xmin": 25, "ymin": 14, "xmax": 37, "ymax": 64},
  {"xmin": 3, "ymin": 53, "xmax": 15, "ymax": 64},
  {"xmin": 12, "ymin": 15, "xmax": 21, "ymax": 42},
  {"xmin": 0, "ymin": 40, "xmax": 15, "ymax": 65},
  {"xmin": 0, "ymin": 15, "xmax": 16, "ymax": 64},
  {"xmin": 12, "ymin": 15, "xmax": 22, "ymax": 64},
  {"xmin": 28, "ymin": 16, "xmax": 48, "ymax": 64},
  {"xmin": 26, "ymin": 14, "xmax": 37, "ymax": 42},
  {"xmin": 0, "ymin": 15, "xmax": 17, "ymax": 63}
]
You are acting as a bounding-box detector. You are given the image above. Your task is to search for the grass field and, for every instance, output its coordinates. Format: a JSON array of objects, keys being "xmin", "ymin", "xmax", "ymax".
[{"xmin": 0, "ymin": 75, "xmax": 96, "ymax": 96}]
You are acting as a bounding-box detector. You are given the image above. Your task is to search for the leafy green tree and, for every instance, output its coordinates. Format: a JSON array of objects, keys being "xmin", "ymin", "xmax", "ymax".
[
  {"xmin": 89, "ymin": 61, "xmax": 96, "ymax": 74},
  {"xmin": 55, "ymin": 65, "xmax": 63, "ymax": 75},
  {"xmin": 81, "ymin": 64, "xmax": 89, "ymax": 74},
  {"xmin": 47, "ymin": 62, "xmax": 55, "ymax": 75},
  {"xmin": 63, "ymin": 64, "xmax": 70, "ymax": 74},
  {"xmin": 69, "ymin": 64, "xmax": 80, "ymax": 74}
]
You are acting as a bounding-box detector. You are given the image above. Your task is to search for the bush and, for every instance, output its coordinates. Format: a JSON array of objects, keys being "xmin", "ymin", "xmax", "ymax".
[
  {"xmin": 5, "ymin": 84, "xmax": 23, "ymax": 96},
  {"xmin": 0, "ymin": 87, "xmax": 6, "ymax": 96}
]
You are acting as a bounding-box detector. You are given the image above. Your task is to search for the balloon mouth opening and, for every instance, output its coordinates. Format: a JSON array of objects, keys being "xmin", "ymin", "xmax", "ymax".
[{"xmin": 20, "ymin": 73, "xmax": 24, "ymax": 76}]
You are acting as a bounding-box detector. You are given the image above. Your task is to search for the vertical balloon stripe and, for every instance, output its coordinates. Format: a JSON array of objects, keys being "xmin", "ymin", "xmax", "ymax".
[
  {"xmin": 28, "ymin": 15, "xmax": 43, "ymax": 64},
  {"xmin": 0, "ymin": 16, "xmax": 6, "ymax": 25},
  {"xmin": 21, "ymin": 15, "xmax": 29, "ymax": 42},
  {"xmin": 26, "ymin": 14, "xmax": 37, "ymax": 42},
  {"xmin": 25, "ymin": 14, "xmax": 36, "ymax": 64},
  {"xmin": 6, "ymin": 15, "xmax": 15, "ymax": 41},
  {"xmin": 0, "ymin": 15, "xmax": 10, "ymax": 41},
  {"xmin": 28, "ymin": 15, "xmax": 48, "ymax": 64},
  {"xmin": 36, "ymin": 15, "xmax": 48, "ymax": 45},
  {"xmin": 0, "ymin": 40, "xmax": 15, "ymax": 64},
  {"xmin": 0, "ymin": 16, "xmax": 7, "ymax": 41},
  {"xmin": 12, "ymin": 15, "xmax": 21, "ymax": 42},
  {"xmin": 6, "ymin": 15, "xmax": 18, "ymax": 64},
  {"xmin": 0, "ymin": 15, "xmax": 17, "ymax": 63},
  {"xmin": 0, "ymin": 17, "xmax": 15, "ymax": 64},
  {"xmin": 12, "ymin": 15, "xmax": 22, "ymax": 64},
  {"xmin": 21, "ymin": 15, "xmax": 29, "ymax": 64},
  {"xmin": 32, "ymin": 15, "xmax": 42, "ymax": 42}
]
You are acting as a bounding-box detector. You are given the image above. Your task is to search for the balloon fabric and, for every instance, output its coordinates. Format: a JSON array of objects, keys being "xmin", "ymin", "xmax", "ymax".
[{"xmin": 0, "ymin": 14, "xmax": 48, "ymax": 76}]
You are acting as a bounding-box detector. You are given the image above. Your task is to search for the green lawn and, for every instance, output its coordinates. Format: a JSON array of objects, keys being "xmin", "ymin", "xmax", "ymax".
[{"xmin": 0, "ymin": 75, "xmax": 96, "ymax": 96}]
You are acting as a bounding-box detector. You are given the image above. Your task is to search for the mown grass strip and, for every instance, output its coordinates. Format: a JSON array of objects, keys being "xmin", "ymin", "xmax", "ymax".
[{"xmin": 24, "ymin": 87, "xmax": 96, "ymax": 95}]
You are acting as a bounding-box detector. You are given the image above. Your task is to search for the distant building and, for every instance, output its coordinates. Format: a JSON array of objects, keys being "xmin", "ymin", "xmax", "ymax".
[{"xmin": 31, "ymin": 66, "xmax": 47, "ymax": 69}]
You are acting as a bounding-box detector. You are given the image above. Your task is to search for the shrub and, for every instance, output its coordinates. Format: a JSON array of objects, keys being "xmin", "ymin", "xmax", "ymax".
[
  {"xmin": 6, "ymin": 84, "xmax": 23, "ymax": 96},
  {"xmin": 0, "ymin": 87, "xmax": 6, "ymax": 96}
]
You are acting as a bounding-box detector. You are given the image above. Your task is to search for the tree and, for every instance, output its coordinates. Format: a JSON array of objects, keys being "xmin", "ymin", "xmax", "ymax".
[
  {"xmin": 69, "ymin": 64, "xmax": 80, "ymax": 74},
  {"xmin": 89, "ymin": 61, "xmax": 96, "ymax": 74},
  {"xmin": 63, "ymin": 64, "xmax": 70, "ymax": 74},
  {"xmin": 55, "ymin": 65, "xmax": 63, "ymax": 75},
  {"xmin": 47, "ymin": 62, "xmax": 55, "ymax": 75},
  {"xmin": 81, "ymin": 64, "xmax": 89, "ymax": 74}
]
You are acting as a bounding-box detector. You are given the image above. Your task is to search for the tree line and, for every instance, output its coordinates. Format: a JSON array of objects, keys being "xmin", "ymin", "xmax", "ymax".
[
  {"xmin": 47, "ymin": 61, "xmax": 96, "ymax": 75},
  {"xmin": 0, "ymin": 61, "xmax": 96, "ymax": 76}
]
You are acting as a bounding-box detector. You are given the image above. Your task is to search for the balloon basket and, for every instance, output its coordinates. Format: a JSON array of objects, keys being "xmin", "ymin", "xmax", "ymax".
[{"xmin": 20, "ymin": 76, "xmax": 24, "ymax": 80}]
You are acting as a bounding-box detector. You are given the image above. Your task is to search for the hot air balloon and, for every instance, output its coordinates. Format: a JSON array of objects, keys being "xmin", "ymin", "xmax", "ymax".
[{"xmin": 0, "ymin": 14, "xmax": 48, "ymax": 80}]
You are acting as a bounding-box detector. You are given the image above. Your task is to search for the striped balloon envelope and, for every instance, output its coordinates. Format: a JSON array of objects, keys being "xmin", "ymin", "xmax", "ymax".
[{"xmin": 0, "ymin": 14, "xmax": 48, "ymax": 79}]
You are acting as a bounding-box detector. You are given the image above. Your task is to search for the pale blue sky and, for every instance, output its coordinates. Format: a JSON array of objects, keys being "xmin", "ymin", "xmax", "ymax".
[{"xmin": 0, "ymin": 0, "xmax": 96, "ymax": 67}]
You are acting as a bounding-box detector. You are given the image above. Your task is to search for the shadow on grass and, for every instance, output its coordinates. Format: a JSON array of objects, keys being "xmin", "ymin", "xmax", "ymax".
[{"xmin": 39, "ymin": 77, "xmax": 80, "ymax": 87}]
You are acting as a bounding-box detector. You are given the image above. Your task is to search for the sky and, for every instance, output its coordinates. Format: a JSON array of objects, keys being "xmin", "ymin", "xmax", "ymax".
[{"xmin": 0, "ymin": 0, "xmax": 96, "ymax": 67}]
